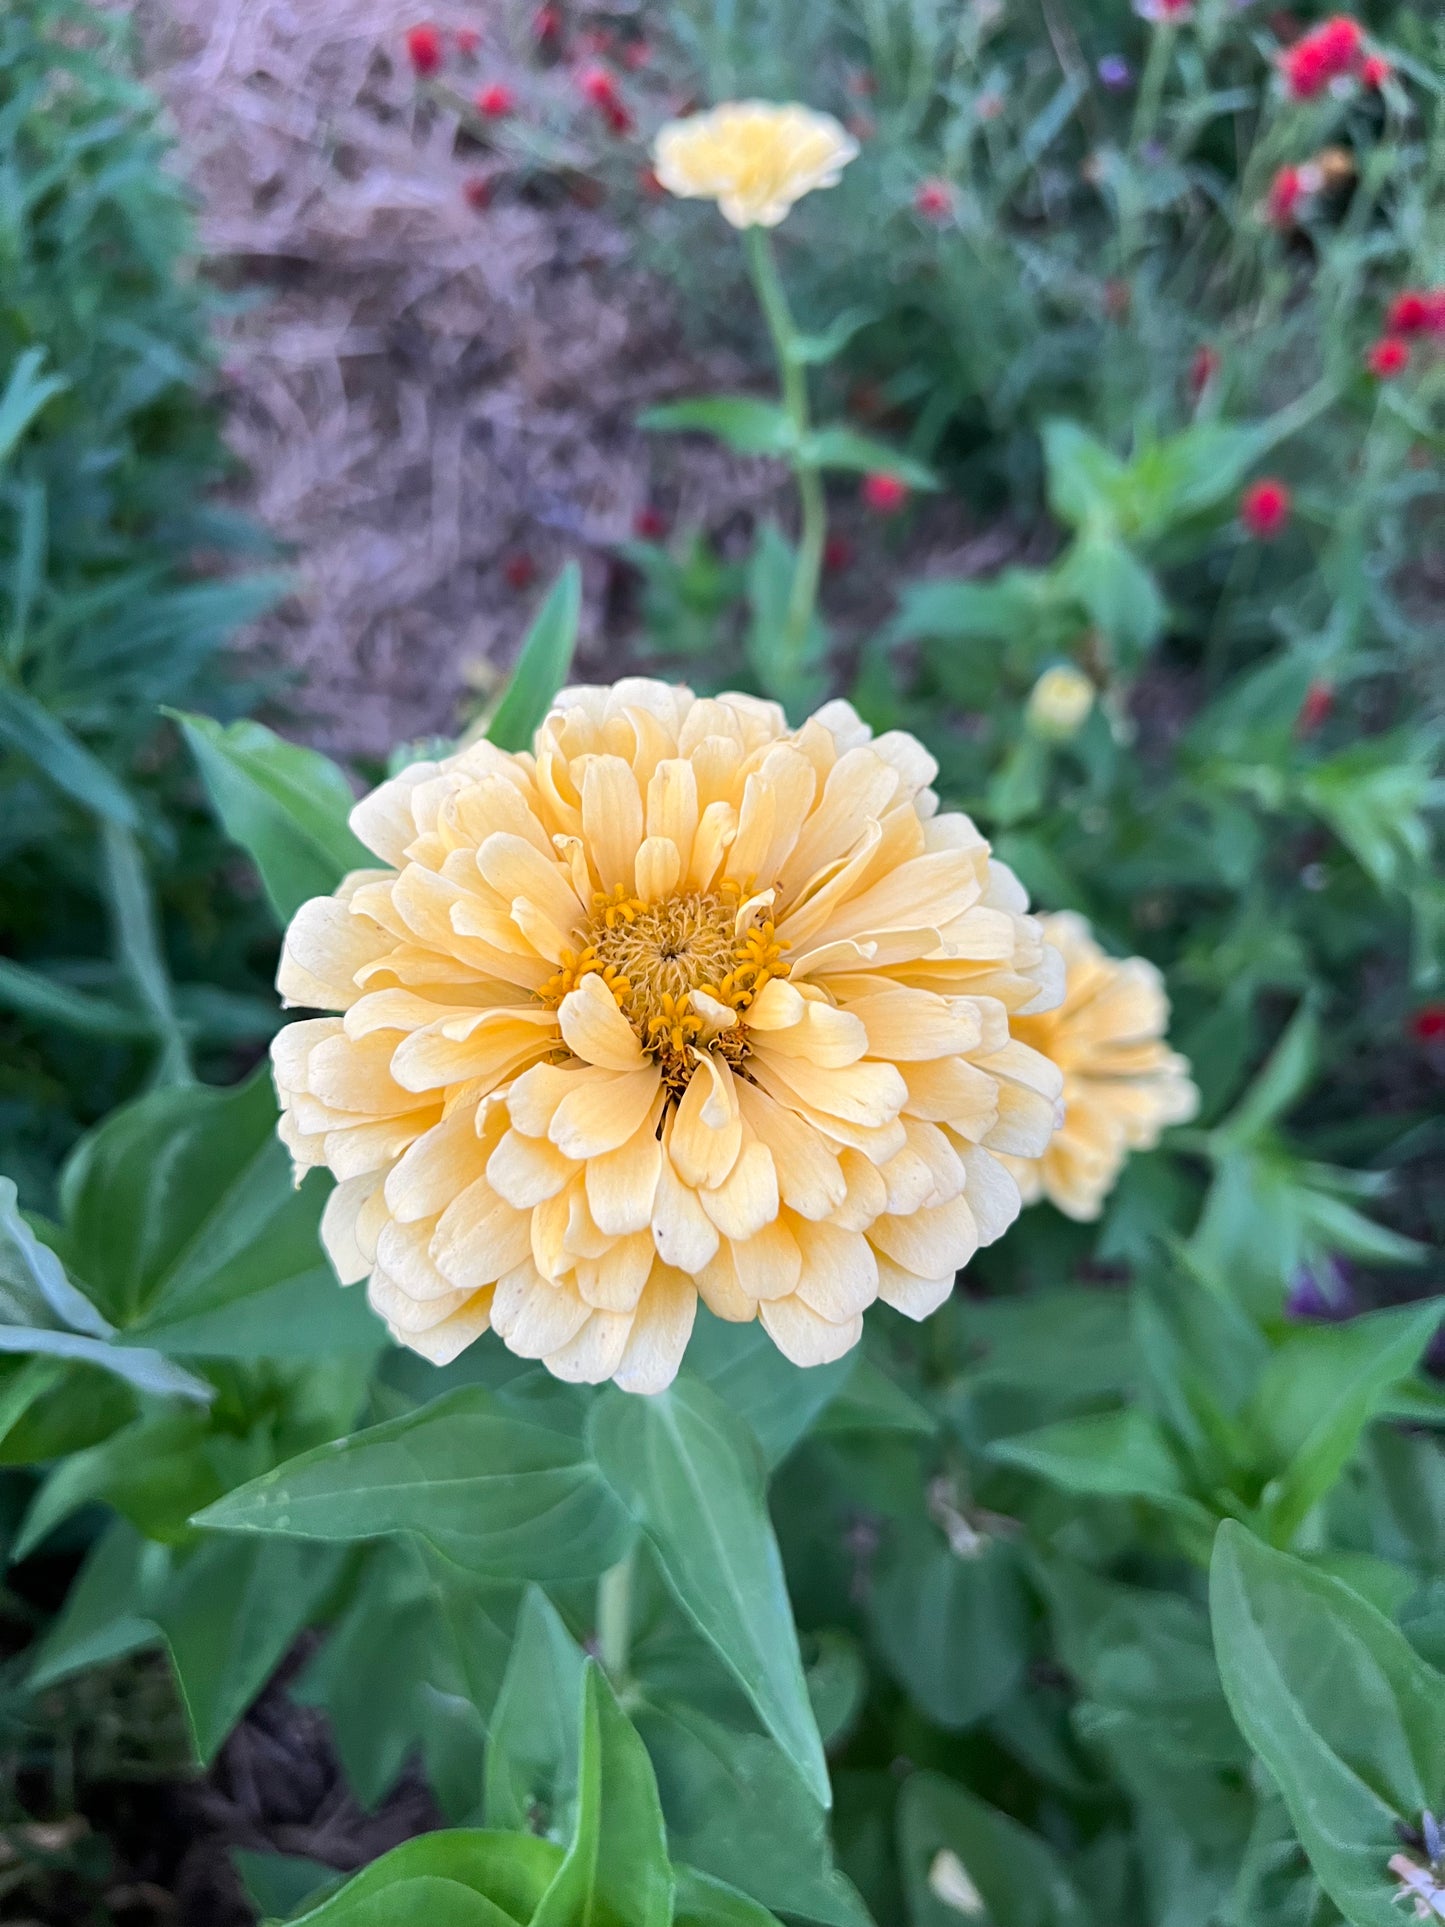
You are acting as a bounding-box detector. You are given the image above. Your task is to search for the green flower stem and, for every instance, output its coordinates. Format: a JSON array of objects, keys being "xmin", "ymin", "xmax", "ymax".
[
  {"xmin": 597, "ymin": 1546, "xmax": 635, "ymax": 1685},
  {"xmin": 1130, "ymin": 20, "xmax": 1176, "ymax": 156},
  {"xmin": 744, "ymin": 224, "xmax": 826, "ymax": 680}
]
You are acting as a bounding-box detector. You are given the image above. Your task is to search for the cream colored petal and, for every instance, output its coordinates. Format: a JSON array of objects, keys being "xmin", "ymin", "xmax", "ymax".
[
  {"xmin": 613, "ymin": 1268, "xmax": 697, "ymax": 1394},
  {"xmin": 559, "ymin": 970, "xmax": 645, "ymax": 1071},
  {"xmin": 873, "ymin": 1256, "xmax": 956, "ymax": 1321},
  {"xmin": 384, "ymin": 1106, "xmax": 494, "ymax": 1224},
  {"xmin": 669, "ymin": 1052, "xmax": 743, "ymax": 1190},
  {"xmin": 491, "ymin": 1263, "xmax": 592, "ymax": 1356},
  {"xmin": 777, "ymin": 746, "xmax": 900, "ymax": 900},
  {"xmin": 957, "ymin": 1145, "xmax": 1022, "ymax": 1246},
  {"xmin": 545, "ymin": 1307, "xmax": 635, "ymax": 1385},
  {"xmin": 729, "ymin": 1218, "xmax": 802, "ymax": 1302},
  {"xmin": 845, "ymin": 989, "xmax": 986, "ymax": 1061},
  {"xmin": 646, "ymin": 758, "xmax": 699, "ymax": 876},
  {"xmin": 431, "ymin": 1178, "xmax": 534, "ymax": 1289},
  {"xmin": 476, "ymin": 831, "xmax": 585, "ymax": 942},
  {"xmin": 747, "ymin": 1048, "xmax": 907, "ymax": 1129},
  {"xmin": 750, "ymin": 998, "xmax": 868, "ymax": 1068},
  {"xmin": 686, "ymin": 799, "xmax": 738, "ymax": 891},
  {"xmin": 581, "ymin": 755, "xmax": 644, "ymax": 894},
  {"xmin": 367, "ymin": 1266, "xmax": 474, "ymax": 1333},
  {"xmin": 634, "ymin": 835, "xmax": 682, "ymax": 904},
  {"xmin": 868, "ymin": 1192, "xmax": 979, "ymax": 1279},
  {"xmin": 901, "ymin": 1055, "xmax": 999, "ymax": 1130},
  {"xmin": 549, "ymin": 1066, "xmax": 662, "ymax": 1160},
  {"xmin": 829, "ymin": 1148, "xmax": 890, "ymax": 1232},
  {"xmin": 734, "ymin": 1080, "xmax": 846, "ymax": 1221},
  {"xmin": 652, "ymin": 1130, "xmax": 721, "ymax": 1273},
  {"xmin": 487, "ymin": 1127, "xmax": 573, "ymax": 1208},
  {"xmin": 792, "ymin": 1219, "xmax": 878, "ymax": 1319},
  {"xmin": 699, "ymin": 1135, "xmax": 779, "ymax": 1242},
  {"xmin": 695, "ymin": 1245, "xmax": 757, "ymax": 1322},
  {"xmin": 396, "ymin": 1290, "xmax": 495, "ymax": 1364},
  {"xmin": 758, "ymin": 1295, "xmax": 863, "ymax": 1367},
  {"xmin": 586, "ymin": 1117, "xmax": 664, "ymax": 1235},
  {"xmin": 349, "ymin": 764, "xmax": 433, "ymax": 866},
  {"xmin": 390, "ymin": 1013, "xmax": 555, "ymax": 1097},
  {"xmin": 320, "ymin": 1173, "xmax": 383, "ymax": 1284},
  {"xmin": 278, "ymin": 893, "xmax": 396, "ymax": 1012},
  {"xmin": 574, "ymin": 1232, "xmax": 655, "ymax": 1313}
]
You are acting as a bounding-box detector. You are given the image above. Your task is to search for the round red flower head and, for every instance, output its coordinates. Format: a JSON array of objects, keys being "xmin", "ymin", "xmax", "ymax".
[
  {"xmin": 1240, "ymin": 478, "xmax": 1291, "ymax": 539},
  {"xmin": 1387, "ymin": 291, "xmax": 1431, "ymax": 334},
  {"xmin": 1366, "ymin": 335, "xmax": 1411, "ymax": 378},
  {"xmin": 504, "ymin": 552, "xmax": 538, "ymax": 591},
  {"xmin": 632, "ymin": 506, "xmax": 668, "ymax": 540},
  {"xmin": 1296, "ymin": 679, "xmax": 1333, "ymax": 736},
  {"xmin": 456, "ymin": 27, "xmax": 481, "ymax": 56},
  {"xmin": 476, "ymin": 82, "xmax": 516, "ymax": 118},
  {"xmin": 463, "ymin": 174, "xmax": 493, "ymax": 211},
  {"xmin": 405, "ymin": 23, "xmax": 443, "ymax": 76},
  {"xmin": 1361, "ymin": 53, "xmax": 1390, "ymax": 88},
  {"xmin": 862, "ymin": 472, "xmax": 909, "ymax": 514},
  {"xmin": 1410, "ymin": 1003, "xmax": 1445, "ymax": 1044},
  {"xmin": 1266, "ymin": 164, "xmax": 1305, "ymax": 228},
  {"xmin": 1189, "ymin": 344, "xmax": 1220, "ymax": 396},
  {"xmin": 915, "ymin": 178, "xmax": 954, "ymax": 221}
]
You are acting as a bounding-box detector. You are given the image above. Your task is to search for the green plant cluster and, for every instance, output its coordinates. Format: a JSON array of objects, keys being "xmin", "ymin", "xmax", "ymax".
[{"xmin": 0, "ymin": 1, "xmax": 1443, "ymax": 1925}]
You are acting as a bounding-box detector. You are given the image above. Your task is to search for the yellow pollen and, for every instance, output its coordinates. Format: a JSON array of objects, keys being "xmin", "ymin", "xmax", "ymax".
[{"xmin": 539, "ymin": 887, "xmax": 790, "ymax": 1087}]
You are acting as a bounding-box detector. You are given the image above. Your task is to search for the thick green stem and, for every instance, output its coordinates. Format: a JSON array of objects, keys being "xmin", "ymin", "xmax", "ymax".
[
  {"xmin": 744, "ymin": 225, "xmax": 826, "ymax": 681},
  {"xmin": 596, "ymin": 1548, "xmax": 634, "ymax": 1685}
]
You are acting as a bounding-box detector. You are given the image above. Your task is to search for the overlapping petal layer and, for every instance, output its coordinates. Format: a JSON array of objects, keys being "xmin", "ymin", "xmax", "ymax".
[
  {"xmin": 1001, "ymin": 911, "xmax": 1199, "ymax": 1223},
  {"xmin": 272, "ymin": 682, "xmax": 1065, "ymax": 1390}
]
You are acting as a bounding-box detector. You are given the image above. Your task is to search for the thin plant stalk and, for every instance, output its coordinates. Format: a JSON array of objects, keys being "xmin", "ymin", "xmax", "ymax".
[{"xmin": 744, "ymin": 224, "xmax": 827, "ymax": 678}]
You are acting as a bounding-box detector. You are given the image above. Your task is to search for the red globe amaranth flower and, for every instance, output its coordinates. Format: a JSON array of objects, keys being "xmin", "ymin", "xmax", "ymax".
[
  {"xmin": 1189, "ymin": 344, "xmax": 1220, "ymax": 396},
  {"xmin": 1411, "ymin": 1004, "xmax": 1445, "ymax": 1043},
  {"xmin": 1361, "ymin": 52, "xmax": 1390, "ymax": 88},
  {"xmin": 914, "ymin": 178, "xmax": 954, "ymax": 221},
  {"xmin": 578, "ymin": 63, "xmax": 620, "ymax": 106},
  {"xmin": 1296, "ymin": 679, "xmax": 1334, "ymax": 735},
  {"xmin": 462, "ymin": 174, "xmax": 493, "ymax": 211},
  {"xmin": 822, "ymin": 533, "xmax": 856, "ymax": 574},
  {"xmin": 1314, "ymin": 16, "xmax": 1363, "ymax": 71},
  {"xmin": 862, "ymin": 472, "xmax": 909, "ymax": 514},
  {"xmin": 621, "ymin": 40, "xmax": 651, "ymax": 70},
  {"xmin": 533, "ymin": 6, "xmax": 563, "ymax": 47},
  {"xmin": 1281, "ymin": 38, "xmax": 1331, "ymax": 97},
  {"xmin": 1387, "ymin": 290, "xmax": 1434, "ymax": 334},
  {"xmin": 1240, "ymin": 477, "xmax": 1292, "ymax": 539},
  {"xmin": 475, "ymin": 82, "xmax": 516, "ymax": 117},
  {"xmin": 1266, "ymin": 164, "xmax": 1305, "ymax": 228},
  {"xmin": 632, "ymin": 506, "xmax": 668, "ymax": 540},
  {"xmin": 1281, "ymin": 15, "xmax": 1366, "ymax": 97},
  {"xmin": 1155, "ymin": 0, "xmax": 1193, "ymax": 18},
  {"xmin": 504, "ymin": 552, "xmax": 538, "ymax": 591},
  {"xmin": 405, "ymin": 23, "xmax": 443, "ymax": 76},
  {"xmin": 1366, "ymin": 334, "xmax": 1411, "ymax": 378},
  {"xmin": 456, "ymin": 27, "xmax": 481, "ymax": 56}
]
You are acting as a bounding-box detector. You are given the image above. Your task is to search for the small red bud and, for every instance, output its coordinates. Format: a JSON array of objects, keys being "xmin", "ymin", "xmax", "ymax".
[
  {"xmin": 405, "ymin": 23, "xmax": 443, "ymax": 76},
  {"xmin": 1240, "ymin": 478, "xmax": 1292, "ymax": 539},
  {"xmin": 1366, "ymin": 334, "xmax": 1411, "ymax": 378},
  {"xmin": 632, "ymin": 506, "xmax": 668, "ymax": 540},
  {"xmin": 861, "ymin": 472, "xmax": 909, "ymax": 514},
  {"xmin": 1296, "ymin": 679, "xmax": 1333, "ymax": 736},
  {"xmin": 1409, "ymin": 1003, "xmax": 1445, "ymax": 1044},
  {"xmin": 504, "ymin": 552, "xmax": 538, "ymax": 591},
  {"xmin": 475, "ymin": 82, "xmax": 516, "ymax": 117}
]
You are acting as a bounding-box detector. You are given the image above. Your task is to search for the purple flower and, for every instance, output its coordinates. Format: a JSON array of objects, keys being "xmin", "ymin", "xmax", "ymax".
[
  {"xmin": 1098, "ymin": 55, "xmax": 1132, "ymax": 89},
  {"xmin": 1285, "ymin": 1258, "xmax": 1357, "ymax": 1322}
]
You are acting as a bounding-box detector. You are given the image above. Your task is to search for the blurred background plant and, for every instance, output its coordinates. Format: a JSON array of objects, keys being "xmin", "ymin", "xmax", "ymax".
[{"xmin": 0, "ymin": 0, "xmax": 1441, "ymax": 1923}]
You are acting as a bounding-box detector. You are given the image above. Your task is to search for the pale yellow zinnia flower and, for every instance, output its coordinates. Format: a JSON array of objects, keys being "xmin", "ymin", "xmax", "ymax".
[
  {"xmin": 1001, "ymin": 912, "xmax": 1198, "ymax": 1222},
  {"xmin": 271, "ymin": 681, "xmax": 1065, "ymax": 1392},
  {"xmin": 652, "ymin": 101, "xmax": 859, "ymax": 229},
  {"xmin": 1025, "ymin": 664, "xmax": 1094, "ymax": 741}
]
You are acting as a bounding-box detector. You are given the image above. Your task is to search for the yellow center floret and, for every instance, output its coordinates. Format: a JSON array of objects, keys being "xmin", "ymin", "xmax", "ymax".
[{"xmin": 540, "ymin": 886, "xmax": 790, "ymax": 1087}]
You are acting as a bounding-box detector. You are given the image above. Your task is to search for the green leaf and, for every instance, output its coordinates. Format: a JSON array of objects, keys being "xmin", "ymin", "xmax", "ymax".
[
  {"xmin": 56, "ymin": 1067, "xmax": 372, "ymax": 1356},
  {"xmin": 1057, "ymin": 532, "xmax": 1167, "ymax": 660},
  {"xmin": 640, "ymin": 397, "xmax": 797, "ymax": 457},
  {"xmin": 897, "ymin": 1771, "xmax": 1093, "ymax": 1927},
  {"xmin": 1215, "ymin": 1004, "xmax": 1318, "ymax": 1145},
  {"xmin": 0, "ymin": 346, "xmax": 68, "ymax": 466},
  {"xmin": 0, "ymin": 684, "xmax": 138, "ymax": 826},
  {"xmin": 100, "ymin": 820, "xmax": 192, "ymax": 1084},
  {"xmin": 28, "ymin": 1520, "xmax": 169, "ymax": 1690},
  {"xmin": 1246, "ymin": 1302, "xmax": 1443, "ymax": 1545},
  {"xmin": 233, "ymin": 1850, "xmax": 340, "ymax": 1921},
  {"xmin": 197, "ymin": 1384, "xmax": 633, "ymax": 1582},
  {"xmin": 284, "ymin": 1833, "xmax": 563, "ymax": 1926},
  {"xmin": 589, "ymin": 1377, "xmax": 830, "ymax": 1807},
  {"xmin": 533, "ymin": 1661, "xmax": 674, "ymax": 1927},
  {"xmin": 673, "ymin": 1868, "xmax": 787, "ymax": 1927},
  {"xmin": 686, "ymin": 1314, "xmax": 854, "ymax": 1467},
  {"xmin": 485, "ymin": 564, "xmax": 581, "ymax": 753},
  {"xmin": 1042, "ymin": 420, "xmax": 1129, "ymax": 530},
  {"xmin": 298, "ymin": 1540, "xmax": 509, "ymax": 1819},
  {"xmin": 800, "ymin": 428, "xmax": 937, "ymax": 489},
  {"xmin": 154, "ymin": 1534, "xmax": 343, "ymax": 1763},
  {"xmin": 169, "ymin": 710, "xmax": 369, "ymax": 924},
  {"xmin": 1210, "ymin": 1522, "xmax": 1445, "ymax": 1927},
  {"xmin": 0, "ymin": 1177, "xmax": 211, "ymax": 1404},
  {"xmin": 484, "ymin": 1585, "xmax": 586, "ymax": 1838},
  {"xmin": 786, "ymin": 309, "xmax": 871, "ymax": 368},
  {"xmin": 869, "ymin": 1532, "xmax": 1028, "ymax": 1730}
]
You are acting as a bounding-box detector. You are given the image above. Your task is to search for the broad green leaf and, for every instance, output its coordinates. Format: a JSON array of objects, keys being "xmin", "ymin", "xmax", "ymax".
[
  {"xmin": 233, "ymin": 1849, "xmax": 339, "ymax": 1920},
  {"xmin": 197, "ymin": 1384, "xmax": 633, "ymax": 1582},
  {"xmin": 1210, "ymin": 1522, "xmax": 1445, "ymax": 1927},
  {"xmin": 589, "ymin": 1377, "xmax": 830, "ymax": 1806},
  {"xmin": 1247, "ymin": 1302, "xmax": 1443, "ymax": 1546},
  {"xmin": 1057, "ymin": 532, "xmax": 1167, "ymax": 659},
  {"xmin": 869, "ymin": 1531, "xmax": 1028, "ymax": 1730},
  {"xmin": 484, "ymin": 564, "xmax": 581, "ymax": 753},
  {"xmin": 156, "ymin": 1534, "xmax": 343, "ymax": 1763},
  {"xmin": 17, "ymin": 1406, "xmax": 234, "ymax": 1557},
  {"xmin": 298, "ymin": 1539, "xmax": 511, "ymax": 1818},
  {"xmin": 686, "ymin": 1314, "xmax": 854, "ymax": 1466},
  {"xmin": 0, "ymin": 346, "xmax": 68, "ymax": 465},
  {"xmin": 813, "ymin": 1357, "xmax": 935, "ymax": 1441},
  {"xmin": 0, "ymin": 685, "xmax": 137, "ymax": 826},
  {"xmin": 28, "ymin": 1520, "xmax": 169, "ymax": 1690},
  {"xmin": 673, "ymin": 1868, "xmax": 787, "ymax": 1927},
  {"xmin": 1042, "ymin": 420, "xmax": 1128, "ymax": 530},
  {"xmin": 891, "ymin": 569, "xmax": 1051, "ymax": 646},
  {"xmin": 170, "ymin": 710, "xmax": 368, "ymax": 923},
  {"xmin": 990, "ymin": 1407, "xmax": 1191, "ymax": 1506},
  {"xmin": 0, "ymin": 1177, "xmax": 210, "ymax": 1403},
  {"xmin": 800, "ymin": 428, "xmax": 936, "ymax": 489},
  {"xmin": 56, "ymin": 1067, "xmax": 373, "ymax": 1356},
  {"xmin": 532, "ymin": 1662, "xmax": 674, "ymax": 1927},
  {"xmin": 1214, "ymin": 1004, "xmax": 1318, "ymax": 1146},
  {"xmin": 636, "ymin": 1700, "xmax": 869, "ymax": 1927},
  {"xmin": 484, "ymin": 1585, "xmax": 586, "ymax": 1837},
  {"xmin": 640, "ymin": 397, "xmax": 796, "ymax": 456},
  {"xmin": 0, "ymin": 957, "xmax": 152, "ymax": 1042},
  {"xmin": 286, "ymin": 1832, "xmax": 562, "ymax": 1925},
  {"xmin": 897, "ymin": 1771, "xmax": 1093, "ymax": 1927}
]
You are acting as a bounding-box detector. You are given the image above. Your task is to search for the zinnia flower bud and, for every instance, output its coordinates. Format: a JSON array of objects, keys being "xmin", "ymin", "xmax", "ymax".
[
  {"xmin": 999, "ymin": 912, "xmax": 1198, "ymax": 1222},
  {"xmin": 1240, "ymin": 477, "xmax": 1291, "ymax": 539},
  {"xmin": 1025, "ymin": 665, "xmax": 1095, "ymax": 741},
  {"xmin": 861, "ymin": 472, "xmax": 909, "ymax": 514},
  {"xmin": 405, "ymin": 23, "xmax": 443, "ymax": 76},
  {"xmin": 1367, "ymin": 334, "xmax": 1411, "ymax": 378},
  {"xmin": 270, "ymin": 682, "xmax": 1067, "ymax": 1386},
  {"xmin": 652, "ymin": 100, "xmax": 859, "ymax": 229}
]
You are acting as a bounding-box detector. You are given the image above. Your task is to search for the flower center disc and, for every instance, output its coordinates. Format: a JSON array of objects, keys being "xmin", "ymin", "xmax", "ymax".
[{"xmin": 543, "ymin": 887, "xmax": 789, "ymax": 1088}]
